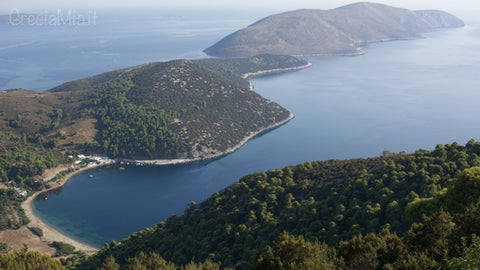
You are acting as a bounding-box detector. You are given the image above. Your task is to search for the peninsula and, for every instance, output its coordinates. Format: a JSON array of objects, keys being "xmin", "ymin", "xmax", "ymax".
[
  {"xmin": 0, "ymin": 55, "xmax": 309, "ymax": 161},
  {"xmin": 204, "ymin": 2, "xmax": 465, "ymax": 58},
  {"xmin": 0, "ymin": 54, "xmax": 310, "ymax": 254}
]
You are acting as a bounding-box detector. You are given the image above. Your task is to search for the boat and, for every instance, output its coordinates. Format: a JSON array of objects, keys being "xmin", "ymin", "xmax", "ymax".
[
  {"xmin": 89, "ymin": 175, "xmax": 93, "ymax": 178},
  {"xmin": 119, "ymin": 167, "xmax": 125, "ymax": 171}
]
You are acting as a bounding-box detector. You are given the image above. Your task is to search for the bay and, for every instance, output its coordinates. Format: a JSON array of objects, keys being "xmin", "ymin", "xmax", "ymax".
[{"xmin": 3, "ymin": 13, "xmax": 479, "ymax": 248}]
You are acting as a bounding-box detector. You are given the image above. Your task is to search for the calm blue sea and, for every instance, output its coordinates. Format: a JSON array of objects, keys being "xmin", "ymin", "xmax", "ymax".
[
  {"xmin": 0, "ymin": 10, "xmax": 265, "ymax": 91},
  {"xmin": 2, "ymin": 10, "xmax": 480, "ymax": 248}
]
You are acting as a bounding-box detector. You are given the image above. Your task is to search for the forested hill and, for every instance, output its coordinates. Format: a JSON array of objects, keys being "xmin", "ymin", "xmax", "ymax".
[
  {"xmin": 78, "ymin": 140, "xmax": 480, "ymax": 269},
  {"xmin": 0, "ymin": 54, "xmax": 307, "ymax": 160},
  {"xmin": 204, "ymin": 2, "xmax": 465, "ymax": 58}
]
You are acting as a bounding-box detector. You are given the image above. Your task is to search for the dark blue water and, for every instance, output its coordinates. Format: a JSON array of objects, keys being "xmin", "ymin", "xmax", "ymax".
[{"xmin": 2, "ymin": 12, "xmax": 480, "ymax": 248}]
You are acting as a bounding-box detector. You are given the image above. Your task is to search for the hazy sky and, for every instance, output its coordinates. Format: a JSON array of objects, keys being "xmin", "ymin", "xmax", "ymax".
[{"xmin": 2, "ymin": 0, "xmax": 479, "ymax": 20}]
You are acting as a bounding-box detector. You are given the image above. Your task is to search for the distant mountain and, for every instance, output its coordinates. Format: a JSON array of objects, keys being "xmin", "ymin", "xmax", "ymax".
[
  {"xmin": 0, "ymin": 55, "xmax": 308, "ymax": 160},
  {"xmin": 204, "ymin": 2, "xmax": 465, "ymax": 58}
]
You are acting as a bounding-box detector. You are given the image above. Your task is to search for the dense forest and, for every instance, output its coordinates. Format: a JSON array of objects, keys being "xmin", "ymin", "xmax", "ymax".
[
  {"xmin": 88, "ymin": 70, "xmax": 182, "ymax": 158},
  {"xmin": 0, "ymin": 132, "xmax": 68, "ymax": 230},
  {"xmin": 0, "ymin": 246, "xmax": 230, "ymax": 270},
  {"xmin": 74, "ymin": 140, "xmax": 480, "ymax": 269}
]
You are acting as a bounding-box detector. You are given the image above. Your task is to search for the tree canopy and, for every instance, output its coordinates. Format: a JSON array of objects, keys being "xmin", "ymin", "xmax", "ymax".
[{"xmin": 78, "ymin": 140, "xmax": 480, "ymax": 269}]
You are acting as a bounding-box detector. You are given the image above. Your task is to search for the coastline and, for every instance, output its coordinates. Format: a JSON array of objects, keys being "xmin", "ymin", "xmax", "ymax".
[
  {"xmin": 21, "ymin": 165, "xmax": 104, "ymax": 255},
  {"xmin": 122, "ymin": 112, "xmax": 295, "ymax": 165},
  {"xmin": 241, "ymin": 63, "xmax": 312, "ymax": 79},
  {"xmin": 20, "ymin": 112, "xmax": 295, "ymax": 251}
]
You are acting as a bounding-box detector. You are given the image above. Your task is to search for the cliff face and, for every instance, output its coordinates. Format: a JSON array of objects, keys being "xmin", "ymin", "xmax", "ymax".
[{"xmin": 204, "ymin": 2, "xmax": 465, "ymax": 58}]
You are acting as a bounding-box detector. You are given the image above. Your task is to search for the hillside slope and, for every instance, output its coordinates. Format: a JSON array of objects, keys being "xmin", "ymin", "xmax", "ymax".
[
  {"xmin": 204, "ymin": 2, "xmax": 464, "ymax": 57},
  {"xmin": 0, "ymin": 55, "xmax": 308, "ymax": 160},
  {"xmin": 78, "ymin": 140, "xmax": 480, "ymax": 269}
]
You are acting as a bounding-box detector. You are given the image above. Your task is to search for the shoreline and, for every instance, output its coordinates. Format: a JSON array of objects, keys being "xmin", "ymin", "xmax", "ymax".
[
  {"xmin": 121, "ymin": 112, "xmax": 295, "ymax": 165},
  {"xmin": 241, "ymin": 63, "xmax": 312, "ymax": 79},
  {"xmin": 21, "ymin": 165, "xmax": 104, "ymax": 255},
  {"xmin": 20, "ymin": 112, "xmax": 295, "ymax": 251}
]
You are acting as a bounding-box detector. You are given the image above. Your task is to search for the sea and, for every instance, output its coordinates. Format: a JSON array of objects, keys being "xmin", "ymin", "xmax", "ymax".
[{"xmin": 1, "ymin": 9, "xmax": 480, "ymax": 248}]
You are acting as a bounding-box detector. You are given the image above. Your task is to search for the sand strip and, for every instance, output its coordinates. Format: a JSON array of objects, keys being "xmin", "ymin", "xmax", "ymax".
[{"xmin": 241, "ymin": 62, "xmax": 312, "ymax": 79}]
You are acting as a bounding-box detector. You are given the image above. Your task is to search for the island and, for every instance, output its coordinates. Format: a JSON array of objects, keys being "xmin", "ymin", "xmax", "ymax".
[{"xmin": 204, "ymin": 2, "xmax": 465, "ymax": 58}]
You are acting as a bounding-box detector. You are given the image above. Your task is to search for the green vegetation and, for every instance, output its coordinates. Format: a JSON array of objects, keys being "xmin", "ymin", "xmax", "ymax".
[
  {"xmin": 250, "ymin": 165, "xmax": 480, "ymax": 269},
  {"xmin": 97, "ymin": 253, "xmax": 230, "ymax": 270},
  {"xmin": 0, "ymin": 247, "xmax": 229, "ymax": 270},
  {"xmin": 0, "ymin": 132, "xmax": 68, "ymax": 230},
  {"xmin": 0, "ymin": 242, "xmax": 10, "ymax": 254},
  {"xmin": 253, "ymin": 231, "xmax": 337, "ymax": 270},
  {"xmin": 0, "ymin": 245, "xmax": 63, "ymax": 269},
  {"xmin": 28, "ymin": 227, "xmax": 43, "ymax": 237},
  {"xmin": 77, "ymin": 140, "xmax": 480, "ymax": 269},
  {"xmin": 50, "ymin": 168, "xmax": 74, "ymax": 182},
  {"xmin": 72, "ymin": 252, "xmax": 230, "ymax": 270},
  {"xmin": 0, "ymin": 188, "xmax": 28, "ymax": 230},
  {"xmin": 52, "ymin": 241, "xmax": 76, "ymax": 257},
  {"xmin": 8, "ymin": 114, "xmax": 24, "ymax": 128},
  {"xmin": 0, "ymin": 133, "xmax": 64, "ymax": 185},
  {"xmin": 90, "ymin": 71, "xmax": 181, "ymax": 158},
  {"xmin": 447, "ymin": 235, "xmax": 480, "ymax": 269}
]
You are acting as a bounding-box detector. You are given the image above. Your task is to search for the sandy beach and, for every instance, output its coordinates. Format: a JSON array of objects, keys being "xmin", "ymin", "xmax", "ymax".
[
  {"xmin": 241, "ymin": 62, "xmax": 312, "ymax": 79},
  {"xmin": 20, "ymin": 165, "xmax": 103, "ymax": 255}
]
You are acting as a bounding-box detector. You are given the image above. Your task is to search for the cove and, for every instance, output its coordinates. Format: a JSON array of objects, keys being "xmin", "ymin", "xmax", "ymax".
[{"xmin": 33, "ymin": 21, "xmax": 480, "ymax": 248}]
